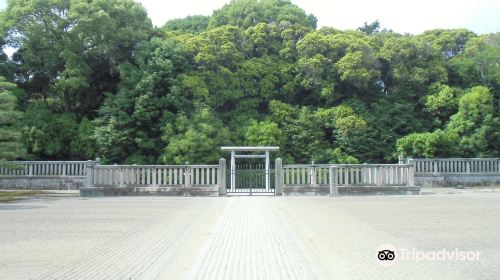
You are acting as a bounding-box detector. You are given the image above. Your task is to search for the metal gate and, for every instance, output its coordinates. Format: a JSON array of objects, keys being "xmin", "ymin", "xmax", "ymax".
[{"xmin": 227, "ymin": 163, "xmax": 275, "ymax": 195}]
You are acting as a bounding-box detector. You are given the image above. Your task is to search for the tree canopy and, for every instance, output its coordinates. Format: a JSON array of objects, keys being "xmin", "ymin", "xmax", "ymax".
[{"xmin": 1, "ymin": 0, "xmax": 498, "ymax": 164}]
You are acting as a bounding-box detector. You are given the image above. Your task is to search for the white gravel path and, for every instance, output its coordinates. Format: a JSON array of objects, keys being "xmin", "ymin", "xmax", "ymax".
[{"xmin": 0, "ymin": 192, "xmax": 499, "ymax": 279}]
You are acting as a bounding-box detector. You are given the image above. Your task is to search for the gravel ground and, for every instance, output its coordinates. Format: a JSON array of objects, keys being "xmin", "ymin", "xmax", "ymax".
[{"xmin": 0, "ymin": 192, "xmax": 499, "ymax": 279}]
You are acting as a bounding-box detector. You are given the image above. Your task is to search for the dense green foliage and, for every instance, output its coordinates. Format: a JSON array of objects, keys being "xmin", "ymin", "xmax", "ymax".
[
  {"xmin": 1, "ymin": 0, "xmax": 498, "ymax": 164},
  {"xmin": 0, "ymin": 75, "xmax": 26, "ymax": 164}
]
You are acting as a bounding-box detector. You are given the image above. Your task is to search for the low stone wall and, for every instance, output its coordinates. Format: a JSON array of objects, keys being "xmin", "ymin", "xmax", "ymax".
[
  {"xmin": 415, "ymin": 174, "xmax": 500, "ymax": 187},
  {"xmin": 80, "ymin": 186, "xmax": 219, "ymax": 197},
  {"xmin": 283, "ymin": 185, "xmax": 420, "ymax": 196},
  {"xmin": 0, "ymin": 176, "xmax": 86, "ymax": 190},
  {"xmin": 283, "ymin": 186, "xmax": 330, "ymax": 196},
  {"xmin": 339, "ymin": 186, "xmax": 421, "ymax": 196}
]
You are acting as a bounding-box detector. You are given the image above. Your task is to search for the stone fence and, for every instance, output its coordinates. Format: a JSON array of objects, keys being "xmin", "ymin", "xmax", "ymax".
[
  {"xmin": 277, "ymin": 162, "xmax": 418, "ymax": 196},
  {"xmin": 0, "ymin": 161, "xmax": 91, "ymax": 190},
  {"xmin": 80, "ymin": 160, "xmax": 226, "ymax": 196},
  {"xmin": 407, "ymin": 158, "xmax": 500, "ymax": 187},
  {"xmin": 5, "ymin": 157, "xmax": 498, "ymax": 194}
]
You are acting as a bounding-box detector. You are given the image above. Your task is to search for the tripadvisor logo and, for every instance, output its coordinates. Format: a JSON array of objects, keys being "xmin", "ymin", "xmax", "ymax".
[
  {"xmin": 376, "ymin": 244, "xmax": 397, "ymax": 266},
  {"xmin": 376, "ymin": 244, "xmax": 481, "ymax": 266}
]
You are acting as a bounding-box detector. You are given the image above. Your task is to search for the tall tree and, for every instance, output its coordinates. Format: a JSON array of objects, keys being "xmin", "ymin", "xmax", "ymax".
[
  {"xmin": 0, "ymin": 76, "xmax": 26, "ymax": 162},
  {"xmin": 1, "ymin": 0, "xmax": 153, "ymax": 116},
  {"xmin": 93, "ymin": 37, "xmax": 189, "ymax": 164},
  {"xmin": 163, "ymin": 15, "xmax": 210, "ymax": 34},
  {"xmin": 209, "ymin": 0, "xmax": 317, "ymax": 30}
]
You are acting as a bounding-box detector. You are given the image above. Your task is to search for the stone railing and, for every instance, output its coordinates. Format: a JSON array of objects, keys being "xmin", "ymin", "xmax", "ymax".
[
  {"xmin": 331, "ymin": 164, "xmax": 414, "ymax": 187},
  {"xmin": 83, "ymin": 160, "xmax": 226, "ymax": 196},
  {"xmin": 0, "ymin": 161, "xmax": 89, "ymax": 176},
  {"xmin": 277, "ymin": 162, "xmax": 415, "ymax": 196},
  {"xmin": 87, "ymin": 164, "xmax": 220, "ymax": 187},
  {"xmin": 0, "ymin": 160, "xmax": 93, "ymax": 190},
  {"xmin": 282, "ymin": 164, "xmax": 331, "ymax": 186},
  {"xmin": 281, "ymin": 163, "xmax": 414, "ymax": 187},
  {"xmin": 407, "ymin": 158, "xmax": 500, "ymax": 187},
  {"xmin": 408, "ymin": 158, "xmax": 500, "ymax": 175}
]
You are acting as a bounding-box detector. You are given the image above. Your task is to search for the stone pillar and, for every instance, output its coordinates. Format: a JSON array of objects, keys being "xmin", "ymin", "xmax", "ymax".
[
  {"xmin": 85, "ymin": 160, "xmax": 95, "ymax": 188},
  {"xmin": 28, "ymin": 161, "xmax": 33, "ymax": 176},
  {"xmin": 218, "ymin": 158, "xmax": 227, "ymax": 196},
  {"xmin": 329, "ymin": 165, "xmax": 339, "ymax": 196},
  {"xmin": 344, "ymin": 166, "xmax": 349, "ymax": 186},
  {"xmin": 376, "ymin": 166, "xmax": 382, "ymax": 187},
  {"xmin": 275, "ymin": 158, "xmax": 283, "ymax": 196},
  {"xmin": 408, "ymin": 165, "xmax": 415, "ymax": 186},
  {"xmin": 265, "ymin": 151, "xmax": 270, "ymax": 191},
  {"xmin": 398, "ymin": 154, "xmax": 405, "ymax": 164},
  {"xmin": 230, "ymin": 151, "xmax": 236, "ymax": 192},
  {"xmin": 184, "ymin": 162, "xmax": 191, "ymax": 187},
  {"xmin": 119, "ymin": 166, "xmax": 124, "ymax": 187},
  {"xmin": 310, "ymin": 161, "xmax": 317, "ymax": 187}
]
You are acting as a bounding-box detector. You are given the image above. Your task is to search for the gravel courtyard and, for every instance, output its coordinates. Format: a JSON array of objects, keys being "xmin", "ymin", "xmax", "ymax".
[{"xmin": 1, "ymin": 191, "xmax": 499, "ymax": 279}]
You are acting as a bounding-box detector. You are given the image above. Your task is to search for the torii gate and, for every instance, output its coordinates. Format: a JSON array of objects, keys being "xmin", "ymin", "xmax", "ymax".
[{"xmin": 221, "ymin": 146, "xmax": 279, "ymax": 193}]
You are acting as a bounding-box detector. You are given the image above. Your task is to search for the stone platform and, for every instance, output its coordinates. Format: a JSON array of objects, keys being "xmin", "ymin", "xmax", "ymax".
[
  {"xmin": 283, "ymin": 185, "xmax": 420, "ymax": 196},
  {"xmin": 80, "ymin": 186, "xmax": 219, "ymax": 197}
]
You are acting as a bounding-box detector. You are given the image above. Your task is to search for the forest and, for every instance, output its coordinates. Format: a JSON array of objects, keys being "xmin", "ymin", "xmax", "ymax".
[{"xmin": 0, "ymin": 0, "xmax": 499, "ymax": 164}]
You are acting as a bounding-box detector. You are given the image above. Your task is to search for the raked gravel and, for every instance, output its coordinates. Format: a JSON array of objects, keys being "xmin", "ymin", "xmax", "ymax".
[{"xmin": 0, "ymin": 192, "xmax": 499, "ymax": 279}]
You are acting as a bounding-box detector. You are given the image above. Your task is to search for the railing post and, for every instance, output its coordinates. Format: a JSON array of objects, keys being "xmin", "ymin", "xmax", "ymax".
[
  {"xmin": 398, "ymin": 154, "xmax": 405, "ymax": 164},
  {"xmin": 407, "ymin": 158, "xmax": 414, "ymax": 170},
  {"xmin": 62, "ymin": 162, "xmax": 66, "ymax": 176},
  {"xmin": 28, "ymin": 161, "xmax": 33, "ymax": 176},
  {"xmin": 152, "ymin": 166, "xmax": 157, "ymax": 186},
  {"xmin": 433, "ymin": 160, "xmax": 438, "ymax": 175},
  {"xmin": 85, "ymin": 160, "xmax": 95, "ymax": 188},
  {"xmin": 275, "ymin": 158, "xmax": 283, "ymax": 196},
  {"xmin": 218, "ymin": 158, "xmax": 227, "ymax": 196},
  {"xmin": 265, "ymin": 151, "xmax": 270, "ymax": 192},
  {"xmin": 310, "ymin": 161, "xmax": 317, "ymax": 187},
  {"xmin": 184, "ymin": 162, "xmax": 191, "ymax": 187},
  {"xmin": 376, "ymin": 166, "xmax": 382, "ymax": 187},
  {"xmin": 408, "ymin": 165, "xmax": 415, "ymax": 186},
  {"xmin": 119, "ymin": 166, "xmax": 124, "ymax": 187},
  {"xmin": 329, "ymin": 165, "xmax": 339, "ymax": 196},
  {"xmin": 466, "ymin": 159, "xmax": 471, "ymax": 173},
  {"xmin": 344, "ymin": 165, "xmax": 349, "ymax": 186}
]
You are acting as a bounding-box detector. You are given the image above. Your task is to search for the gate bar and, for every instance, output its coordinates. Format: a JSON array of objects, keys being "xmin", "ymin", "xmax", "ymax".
[{"xmin": 234, "ymin": 155, "xmax": 266, "ymax": 159}]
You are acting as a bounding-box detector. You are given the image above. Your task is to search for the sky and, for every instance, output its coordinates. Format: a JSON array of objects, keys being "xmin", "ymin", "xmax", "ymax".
[{"xmin": 0, "ymin": 0, "xmax": 499, "ymax": 34}]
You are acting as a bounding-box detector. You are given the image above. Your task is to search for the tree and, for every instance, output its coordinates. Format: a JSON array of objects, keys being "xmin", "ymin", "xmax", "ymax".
[
  {"xmin": 268, "ymin": 102, "xmax": 329, "ymax": 162},
  {"xmin": 447, "ymin": 86, "xmax": 500, "ymax": 157},
  {"xmin": 0, "ymin": 76, "xmax": 26, "ymax": 163},
  {"xmin": 328, "ymin": 148, "xmax": 358, "ymax": 164},
  {"xmin": 449, "ymin": 34, "xmax": 500, "ymax": 91},
  {"xmin": 245, "ymin": 120, "xmax": 282, "ymax": 146},
  {"xmin": 162, "ymin": 107, "xmax": 230, "ymax": 164},
  {"xmin": 1, "ymin": 0, "xmax": 499, "ymax": 164},
  {"xmin": 93, "ymin": 37, "xmax": 189, "ymax": 163},
  {"xmin": 209, "ymin": 0, "xmax": 317, "ymax": 29},
  {"xmin": 22, "ymin": 103, "xmax": 78, "ymax": 159},
  {"xmin": 357, "ymin": 20, "xmax": 380, "ymax": 35},
  {"xmin": 395, "ymin": 130, "xmax": 459, "ymax": 158},
  {"xmin": 424, "ymin": 84, "xmax": 461, "ymax": 128},
  {"xmin": 163, "ymin": 15, "xmax": 210, "ymax": 34},
  {"xmin": 1, "ymin": 0, "xmax": 153, "ymax": 116}
]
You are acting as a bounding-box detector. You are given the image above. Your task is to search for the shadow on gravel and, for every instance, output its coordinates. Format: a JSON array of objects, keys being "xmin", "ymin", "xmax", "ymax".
[
  {"xmin": 0, "ymin": 195, "xmax": 66, "ymax": 210},
  {"xmin": 0, "ymin": 202, "xmax": 45, "ymax": 210}
]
